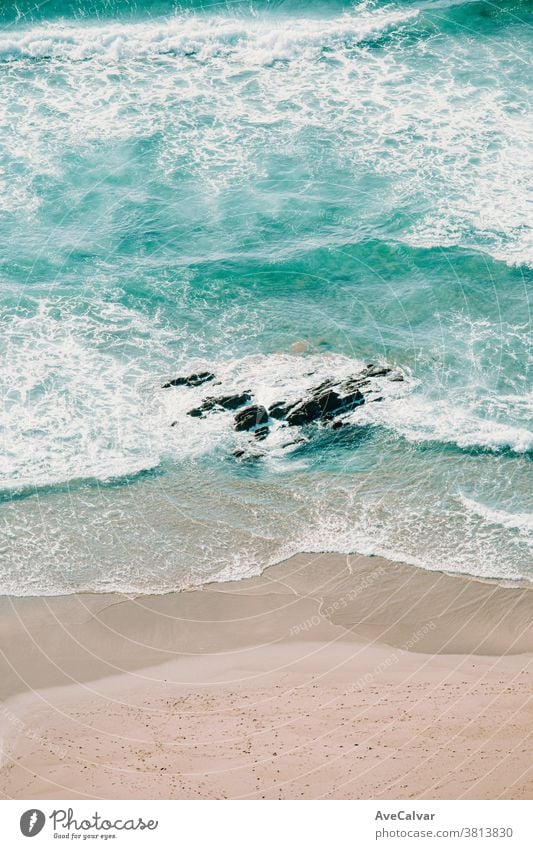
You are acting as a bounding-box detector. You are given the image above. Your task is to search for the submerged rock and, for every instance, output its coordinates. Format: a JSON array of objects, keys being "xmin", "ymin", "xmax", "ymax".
[
  {"xmin": 281, "ymin": 436, "xmax": 307, "ymax": 449},
  {"xmin": 254, "ymin": 425, "xmax": 270, "ymax": 441},
  {"xmin": 232, "ymin": 447, "xmax": 264, "ymax": 461},
  {"xmin": 162, "ymin": 371, "xmax": 215, "ymax": 389},
  {"xmin": 234, "ymin": 405, "xmax": 269, "ymax": 431}
]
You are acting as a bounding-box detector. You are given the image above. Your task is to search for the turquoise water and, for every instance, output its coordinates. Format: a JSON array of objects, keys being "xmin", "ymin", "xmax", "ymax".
[{"xmin": 0, "ymin": 0, "xmax": 531, "ymax": 594}]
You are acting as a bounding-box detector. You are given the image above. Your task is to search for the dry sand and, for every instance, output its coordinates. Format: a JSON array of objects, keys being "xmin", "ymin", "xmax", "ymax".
[{"xmin": 0, "ymin": 552, "xmax": 532, "ymax": 799}]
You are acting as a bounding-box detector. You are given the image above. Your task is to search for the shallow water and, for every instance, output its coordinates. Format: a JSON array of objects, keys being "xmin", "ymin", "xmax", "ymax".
[{"xmin": 0, "ymin": 0, "xmax": 531, "ymax": 594}]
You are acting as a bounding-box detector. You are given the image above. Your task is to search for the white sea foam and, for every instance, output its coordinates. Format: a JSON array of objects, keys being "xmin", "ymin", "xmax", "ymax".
[
  {"xmin": 2, "ymin": 329, "xmax": 531, "ymax": 496},
  {"xmin": 0, "ymin": 300, "xmax": 170, "ymax": 491},
  {"xmin": 351, "ymin": 394, "xmax": 533, "ymax": 454},
  {"xmin": 1, "ymin": 339, "xmax": 530, "ymax": 594},
  {"xmin": 289, "ymin": 490, "xmax": 531, "ymax": 583},
  {"xmin": 459, "ymin": 494, "xmax": 533, "ymax": 534},
  {"xmin": 1, "ymin": 5, "xmax": 530, "ymax": 265},
  {"xmin": 0, "ymin": 335, "xmax": 392, "ymax": 490},
  {"xmin": 0, "ymin": 9, "xmax": 419, "ymax": 64}
]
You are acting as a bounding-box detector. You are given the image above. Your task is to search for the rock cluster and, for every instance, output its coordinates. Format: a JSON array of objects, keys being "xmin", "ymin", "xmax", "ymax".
[{"xmin": 163, "ymin": 363, "xmax": 403, "ymax": 454}]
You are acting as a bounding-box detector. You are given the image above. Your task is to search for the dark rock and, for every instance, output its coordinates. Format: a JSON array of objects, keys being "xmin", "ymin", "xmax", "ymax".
[
  {"xmin": 286, "ymin": 387, "xmax": 364, "ymax": 426},
  {"xmin": 286, "ymin": 398, "xmax": 322, "ymax": 426},
  {"xmin": 315, "ymin": 390, "xmax": 345, "ymax": 415},
  {"xmin": 234, "ymin": 405, "xmax": 268, "ymax": 431},
  {"xmin": 217, "ymin": 391, "xmax": 252, "ymax": 410},
  {"xmin": 187, "ymin": 392, "xmax": 252, "ymax": 417},
  {"xmin": 162, "ymin": 371, "xmax": 215, "ymax": 389},
  {"xmin": 331, "ymin": 420, "xmax": 344, "ymax": 430},
  {"xmin": 242, "ymin": 368, "xmax": 386, "ymax": 430},
  {"xmin": 327, "ymin": 389, "xmax": 365, "ymax": 415},
  {"xmin": 281, "ymin": 437, "xmax": 307, "ymax": 449},
  {"xmin": 364, "ymin": 365, "xmax": 392, "ymax": 378},
  {"xmin": 341, "ymin": 377, "xmax": 370, "ymax": 393},
  {"xmin": 233, "ymin": 449, "xmax": 262, "ymax": 461},
  {"xmin": 340, "ymin": 389, "xmax": 366, "ymax": 410},
  {"xmin": 254, "ymin": 426, "xmax": 270, "ymax": 441},
  {"xmin": 269, "ymin": 401, "xmax": 293, "ymax": 419},
  {"xmin": 311, "ymin": 378, "xmax": 335, "ymax": 394}
]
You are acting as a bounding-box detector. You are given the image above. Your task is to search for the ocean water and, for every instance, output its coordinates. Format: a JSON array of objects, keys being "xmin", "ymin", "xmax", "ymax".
[{"xmin": 0, "ymin": 0, "xmax": 531, "ymax": 595}]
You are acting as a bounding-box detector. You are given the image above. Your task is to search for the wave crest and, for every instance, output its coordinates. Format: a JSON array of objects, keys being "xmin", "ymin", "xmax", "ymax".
[
  {"xmin": 460, "ymin": 493, "xmax": 533, "ymax": 533},
  {"xmin": 0, "ymin": 8, "xmax": 419, "ymax": 64}
]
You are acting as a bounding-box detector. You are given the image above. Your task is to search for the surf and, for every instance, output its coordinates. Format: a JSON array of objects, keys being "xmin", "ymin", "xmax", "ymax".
[{"xmin": 0, "ymin": 0, "xmax": 530, "ymax": 593}]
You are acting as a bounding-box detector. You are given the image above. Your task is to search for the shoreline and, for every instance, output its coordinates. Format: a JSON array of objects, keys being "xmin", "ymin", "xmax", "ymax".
[
  {"xmin": 1, "ymin": 552, "xmax": 533, "ymax": 799},
  {"xmin": 3, "ymin": 545, "xmax": 532, "ymax": 599}
]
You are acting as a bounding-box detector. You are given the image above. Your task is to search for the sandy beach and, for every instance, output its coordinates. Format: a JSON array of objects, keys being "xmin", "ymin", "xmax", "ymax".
[{"xmin": 1, "ymin": 552, "xmax": 532, "ymax": 800}]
